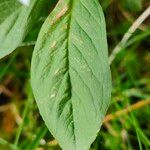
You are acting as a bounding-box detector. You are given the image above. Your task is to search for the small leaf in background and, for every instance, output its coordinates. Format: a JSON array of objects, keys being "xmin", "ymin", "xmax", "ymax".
[
  {"xmin": 0, "ymin": 0, "xmax": 51, "ymax": 59},
  {"xmin": 0, "ymin": 0, "xmax": 21, "ymax": 24},
  {"xmin": 120, "ymin": 0, "xmax": 142, "ymax": 12},
  {"xmin": 31, "ymin": 0, "xmax": 111, "ymax": 150}
]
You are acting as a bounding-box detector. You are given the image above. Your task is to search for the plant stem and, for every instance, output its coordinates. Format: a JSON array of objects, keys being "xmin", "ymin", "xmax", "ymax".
[
  {"xmin": 104, "ymin": 99, "xmax": 150, "ymax": 122},
  {"xmin": 109, "ymin": 6, "xmax": 150, "ymax": 64},
  {"xmin": 13, "ymin": 86, "xmax": 33, "ymax": 150}
]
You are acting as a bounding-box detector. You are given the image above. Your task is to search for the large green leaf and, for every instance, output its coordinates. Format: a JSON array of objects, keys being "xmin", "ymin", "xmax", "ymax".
[
  {"xmin": 0, "ymin": 0, "xmax": 51, "ymax": 59},
  {"xmin": 31, "ymin": 0, "xmax": 111, "ymax": 150}
]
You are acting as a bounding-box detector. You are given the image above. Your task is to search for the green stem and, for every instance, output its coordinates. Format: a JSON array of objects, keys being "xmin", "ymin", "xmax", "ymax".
[{"xmin": 13, "ymin": 86, "xmax": 33, "ymax": 149}]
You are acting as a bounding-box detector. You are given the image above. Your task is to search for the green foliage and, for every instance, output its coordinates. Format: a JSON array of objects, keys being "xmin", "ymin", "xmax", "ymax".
[
  {"xmin": 0, "ymin": 0, "xmax": 51, "ymax": 58},
  {"xmin": 0, "ymin": 0, "xmax": 149, "ymax": 150},
  {"xmin": 0, "ymin": 0, "xmax": 21, "ymax": 23},
  {"xmin": 120, "ymin": 0, "xmax": 142, "ymax": 12},
  {"xmin": 31, "ymin": 0, "xmax": 111, "ymax": 149}
]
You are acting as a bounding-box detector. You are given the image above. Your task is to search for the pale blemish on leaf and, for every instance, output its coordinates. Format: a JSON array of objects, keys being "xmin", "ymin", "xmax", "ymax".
[
  {"xmin": 50, "ymin": 92, "xmax": 57, "ymax": 99},
  {"xmin": 62, "ymin": 24, "xmax": 68, "ymax": 30},
  {"xmin": 52, "ymin": 6, "xmax": 69, "ymax": 24},
  {"xmin": 51, "ymin": 41, "xmax": 57, "ymax": 48}
]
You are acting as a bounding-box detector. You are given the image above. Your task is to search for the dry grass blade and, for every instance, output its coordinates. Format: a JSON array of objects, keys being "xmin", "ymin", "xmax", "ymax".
[
  {"xmin": 104, "ymin": 99, "xmax": 150, "ymax": 122},
  {"xmin": 109, "ymin": 6, "xmax": 150, "ymax": 64},
  {"xmin": 0, "ymin": 85, "xmax": 13, "ymax": 97}
]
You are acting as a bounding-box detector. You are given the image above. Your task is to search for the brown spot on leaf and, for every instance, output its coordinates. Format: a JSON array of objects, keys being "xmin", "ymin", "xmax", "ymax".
[{"xmin": 52, "ymin": 6, "xmax": 69, "ymax": 24}]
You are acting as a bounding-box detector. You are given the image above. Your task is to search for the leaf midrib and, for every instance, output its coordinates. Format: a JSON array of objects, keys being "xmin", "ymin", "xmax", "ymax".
[{"xmin": 66, "ymin": 0, "xmax": 77, "ymax": 148}]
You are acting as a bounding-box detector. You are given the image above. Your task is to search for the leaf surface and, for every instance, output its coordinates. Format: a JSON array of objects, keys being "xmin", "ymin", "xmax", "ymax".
[
  {"xmin": 0, "ymin": 0, "xmax": 21, "ymax": 24},
  {"xmin": 0, "ymin": 0, "xmax": 51, "ymax": 58},
  {"xmin": 31, "ymin": 0, "xmax": 111, "ymax": 150}
]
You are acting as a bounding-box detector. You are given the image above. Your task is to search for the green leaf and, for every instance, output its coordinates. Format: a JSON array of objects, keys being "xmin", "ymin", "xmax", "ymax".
[
  {"xmin": 31, "ymin": 0, "xmax": 111, "ymax": 150},
  {"xmin": 0, "ymin": 0, "xmax": 51, "ymax": 59},
  {"xmin": 0, "ymin": 0, "xmax": 21, "ymax": 24}
]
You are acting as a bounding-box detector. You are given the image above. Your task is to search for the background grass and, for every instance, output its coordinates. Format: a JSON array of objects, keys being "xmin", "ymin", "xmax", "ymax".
[{"xmin": 0, "ymin": 0, "xmax": 150, "ymax": 149}]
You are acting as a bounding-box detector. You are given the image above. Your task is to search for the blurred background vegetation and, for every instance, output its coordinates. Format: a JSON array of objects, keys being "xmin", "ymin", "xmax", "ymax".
[{"xmin": 0, "ymin": 0, "xmax": 150, "ymax": 149}]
